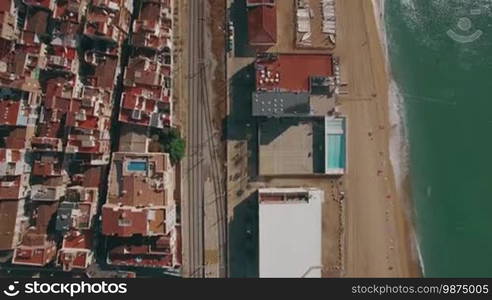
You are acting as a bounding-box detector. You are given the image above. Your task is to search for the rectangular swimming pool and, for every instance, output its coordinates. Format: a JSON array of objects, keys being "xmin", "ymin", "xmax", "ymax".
[
  {"xmin": 327, "ymin": 134, "xmax": 346, "ymax": 169},
  {"xmin": 324, "ymin": 117, "xmax": 346, "ymax": 174},
  {"xmin": 127, "ymin": 161, "xmax": 147, "ymax": 172}
]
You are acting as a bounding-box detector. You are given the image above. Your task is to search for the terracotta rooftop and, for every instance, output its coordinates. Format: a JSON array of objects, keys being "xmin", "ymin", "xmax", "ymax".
[
  {"xmin": 3, "ymin": 127, "xmax": 32, "ymax": 149},
  {"xmin": 84, "ymin": 51, "xmax": 118, "ymax": 89},
  {"xmin": 84, "ymin": 3, "xmax": 131, "ymax": 44},
  {"xmin": 52, "ymin": 21, "xmax": 80, "ymax": 40},
  {"xmin": 106, "ymin": 236, "xmax": 178, "ymax": 268},
  {"xmin": 31, "ymin": 136, "xmax": 64, "ymax": 152},
  {"xmin": 92, "ymin": 0, "xmax": 130, "ymax": 10},
  {"xmin": 45, "ymin": 46, "xmax": 78, "ymax": 71},
  {"xmin": 248, "ymin": 5, "xmax": 277, "ymax": 47},
  {"xmin": 56, "ymin": 194, "xmax": 97, "ymax": 231},
  {"xmin": 23, "ymin": 0, "xmax": 55, "ymax": 10},
  {"xmin": 0, "ymin": 148, "xmax": 23, "ymax": 162},
  {"xmin": 0, "ymin": 176, "xmax": 23, "ymax": 200},
  {"xmin": 102, "ymin": 205, "xmax": 166, "ymax": 237},
  {"xmin": 66, "ymin": 135, "xmax": 110, "ymax": 155},
  {"xmin": 32, "ymin": 202, "xmax": 59, "ymax": 234},
  {"xmin": 131, "ymin": 0, "xmax": 172, "ymax": 51},
  {"xmin": 0, "ymin": 100, "xmax": 21, "ymax": 125},
  {"xmin": 119, "ymin": 88, "xmax": 171, "ymax": 128},
  {"xmin": 12, "ymin": 229, "xmax": 57, "ymax": 267},
  {"xmin": 44, "ymin": 77, "xmax": 77, "ymax": 104},
  {"xmin": 0, "ymin": 1, "xmax": 12, "ymax": 13},
  {"xmin": 32, "ymin": 158, "xmax": 63, "ymax": 177},
  {"xmin": 57, "ymin": 248, "xmax": 91, "ymax": 271},
  {"xmin": 62, "ymin": 230, "xmax": 92, "ymax": 249},
  {"xmin": 57, "ymin": 230, "xmax": 93, "ymax": 271},
  {"xmin": 54, "ymin": 0, "xmax": 84, "ymax": 22},
  {"xmin": 23, "ymin": 9, "xmax": 50, "ymax": 45},
  {"xmin": 124, "ymin": 56, "xmax": 170, "ymax": 88},
  {"xmin": 37, "ymin": 109, "xmax": 64, "ymax": 138},
  {"xmin": 0, "ymin": 199, "xmax": 21, "ymax": 250},
  {"xmin": 255, "ymin": 54, "xmax": 333, "ymax": 92},
  {"xmin": 80, "ymin": 166, "xmax": 103, "ymax": 188},
  {"xmin": 107, "ymin": 152, "xmax": 172, "ymax": 207}
]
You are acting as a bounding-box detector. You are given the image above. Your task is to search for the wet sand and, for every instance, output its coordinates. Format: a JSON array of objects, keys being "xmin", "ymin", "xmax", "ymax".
[{"xmin": 335, "ymin": 0, "xmax": 421, "ymax": 277}]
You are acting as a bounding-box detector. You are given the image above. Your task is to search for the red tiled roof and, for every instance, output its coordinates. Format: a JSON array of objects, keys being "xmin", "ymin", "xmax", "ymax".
[
  {"xmin": 44, "ymin": 77, "xmax": 76, "ymax": 104},
  {"xmin": 24, "ymin": 0, "xmax": 53, "ymax": 9},
  {"xmin": 139, "ymin": 1, "xmax": 160, "ymax": 22},
  {"xmin": 54, "ymin": 0, "xmax": 82, "ymax": 22},
  {"xmin": 37, "ymin": 110, "xmax": 63, "ymax": 138},
  {"xmin": 58, "ymin": 250, "xmax": 90, "ymax": 270},
  {"xmin": 81, "ymin": 166, "xmax": 103, "ymax": 188},
  {"xmin": 62, "ymin": 230, "xmax": 92, "ymax": 249},
  {"xmin": 124, "ymin": 57, "xmax": 168, "ymax": 88},
  {"xmin": 0, "ymin": 199, "xmax": 20, "ymax": 250},
  {"xmin": 102, "ymin": 205, "xmax": 166, "ymax": 237},
  {"xmin": 0, "ymin": 1, "xmax": 12, "ymax": 13},
  {"xmin": 248, "ymin": 5, "xmax": 277, "ymax": 46},
  {"xmin": 102, "ymin": 205, "xmax": 148, "ymax": 237},
  {"xmin": 255, "ymin": 54, "xmax": 333, "ymax": 92},
  {"xmin": 56, "ymin": 20, "xmax": 80, "ymax": 36},
  {"xmin": 131, "ymin": 0, "xmax": 172, "ymax": 50},
  {"xmin": 12, "ymin": 228, "xmax": 57, "ymax": 267},
  {"xmin": 118, "ymin": 108, "xmax": 150, "ymax": 127},
  {"xmin": 0, "ymin": 148, "xmax": 22, "ymax": 162},
  {"xmin": 107, "ymin": 237, "xmax": 175, "ymax": 268},
  {"xmin": 118, "ymin": 86, "xmax": 171, "ymax": 128},
  {"xmin": 4, "ymin": 127, "xmax": 30, "ymax": 149},
  {"xmin": 0, "ymin": 100, "xmax": 21, "ymax": 126},
  {"xmin": 113, "ymin": 174, "xmax": 167, "ymax": 207},
  {"xmin": 32, "ymin": 160, "xmax": 62, "ymax": 177},
  {"xmin": 67, "ymin": 138, "xmax": 110, "ymax": 154},
  {"xmin": 84, "ymin": 5, "xmax": 129, "ymax": 43},
  {"xmin": 31, "ymin": 137, "xmax": 63, "ymax": 151},
  {"xmin": 85, "ymin": 52, "xmax": 118, "ymax": 89},
  {"xmin": 24, "ymin": 9, "xmax": 50, "ymax": 38},
  {"xmin": 77, "ymin": 202, "xmax": 95, "ymax": 226},
  {"xmin": 0, "ymin": 38, "xmax": 13, "ymax": 61},
  {"xmin": 32, "ymin": 202, "xmax": 59, "ymax": 234},
  {"xmin": 121, "ymin": 92, "xmax": 138, "ymax": 110},
  {"xmin": 0, "ymin": 177, "xmax": 22, "ymax": 200}
]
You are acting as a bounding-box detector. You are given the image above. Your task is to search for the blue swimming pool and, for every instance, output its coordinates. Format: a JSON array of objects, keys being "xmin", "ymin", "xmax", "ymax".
[
  {"xmin": 327, "ymin": 134, "xmax": 346, "ymax": 169},
  {"xmin": 127, "ymin": 161, "xmax": 147, "ymax": 172}
]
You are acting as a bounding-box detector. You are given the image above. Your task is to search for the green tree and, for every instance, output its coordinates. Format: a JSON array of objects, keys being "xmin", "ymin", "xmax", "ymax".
[
  {"xmin": 153, "ymin": 128, "xmax": 186, "ymax": 164},
  {"xmin": 168, "ymin": 135, "xmax": 186, "ymax": 165}
]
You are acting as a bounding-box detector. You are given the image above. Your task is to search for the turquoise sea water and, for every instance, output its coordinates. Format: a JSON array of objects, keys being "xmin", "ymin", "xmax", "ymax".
[{"xmin": 386, "ymin": 0, "xmax": 492, "ymax": 277}]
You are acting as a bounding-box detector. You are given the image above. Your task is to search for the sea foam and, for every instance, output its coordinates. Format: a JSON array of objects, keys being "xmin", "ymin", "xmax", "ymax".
[
  {"xmin": 371, "ymin": 0, "xmax": 423, "ymax": 275},
  {"xmin": 370, "ymin": 0, "xmax": 408, "ymax": 190}
]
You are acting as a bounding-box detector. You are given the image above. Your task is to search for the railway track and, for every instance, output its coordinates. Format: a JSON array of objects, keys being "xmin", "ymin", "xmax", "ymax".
[
  {"xmin": 185, "ymin": 0, "xmax": 205, "ymax": 278},
  {"xmin": 184, "ymin": 0, "xmax": 227, "ymax": 277}
]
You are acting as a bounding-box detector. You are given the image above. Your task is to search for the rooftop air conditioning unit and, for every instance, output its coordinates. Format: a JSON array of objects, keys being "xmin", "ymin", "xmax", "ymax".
[
  {"xmin": 75, "ymin": 111, "xmax": 87, "ymax": 121},
  {"xmin": 81, "ymin": 140, "xmax": 96, "ymax": 148},
  {"xmin": 82, "ymin": 97, "xmax": 95, "ymax": 108},
  {"xmin": 132, "ymin": 110, "xmax": 142, "ymax": 120}
]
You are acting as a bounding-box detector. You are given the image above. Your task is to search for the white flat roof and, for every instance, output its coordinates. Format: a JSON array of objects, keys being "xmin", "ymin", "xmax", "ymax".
[{"xmin": 259, "ymin": 188, "xmax": 324, "ymax": 278}]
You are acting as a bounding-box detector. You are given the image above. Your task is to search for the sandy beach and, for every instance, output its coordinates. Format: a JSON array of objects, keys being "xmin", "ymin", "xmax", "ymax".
[{"xmin": 335, "ymin": 0, "xmax": 421, "ymax": 277}]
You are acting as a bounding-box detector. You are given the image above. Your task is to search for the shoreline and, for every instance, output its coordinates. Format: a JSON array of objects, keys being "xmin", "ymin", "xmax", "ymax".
[{"xmin": 370, "ymin": 0, "xmax": 423, "ymax": 277}]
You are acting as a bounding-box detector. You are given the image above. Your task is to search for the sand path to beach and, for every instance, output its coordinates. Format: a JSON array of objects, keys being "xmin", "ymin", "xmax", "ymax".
[{"xmin": 335, "ymin": 0, "xmax": 420, "ymax": 277}]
